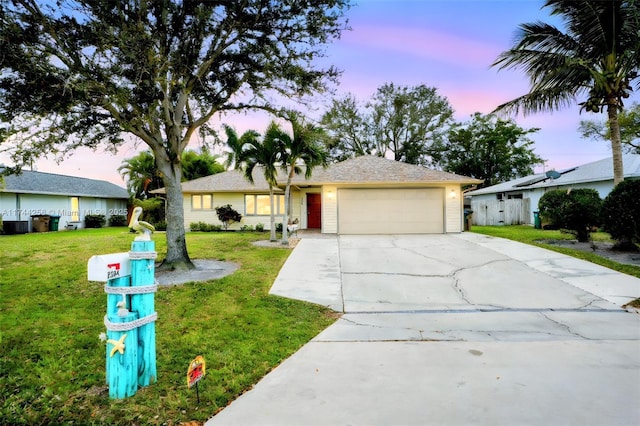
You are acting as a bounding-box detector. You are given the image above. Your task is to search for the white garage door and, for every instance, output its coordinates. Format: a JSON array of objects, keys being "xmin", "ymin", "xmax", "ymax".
[{"xmin": 338, "ymin": 188, "xmax": 444, "ymax": 234}]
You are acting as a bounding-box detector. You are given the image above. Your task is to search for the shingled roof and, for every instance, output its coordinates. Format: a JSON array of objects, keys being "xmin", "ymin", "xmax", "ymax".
[
  {"xmin": 176, "ymin": 155, "xmax": 481, "ymax": 193},
  {"xmin": 1, "ymin": 170, "xmax": 129, "ymax": 199},
  {"xmin": 293, "ymin": 155, "xmax": 482, "ymax": 185},
  {"xmin": 179, "ymin": 168, "xmax": 283, "ymax": 193}
]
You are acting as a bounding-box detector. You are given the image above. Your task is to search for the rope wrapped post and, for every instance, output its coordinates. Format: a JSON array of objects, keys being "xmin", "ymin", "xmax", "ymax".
[
  {"xmin": 105, "ymin": 275, "xmax": 131, "ymax": 385},
  {"xmin": 105, "ymin": 310, "xmax": 139, "ymax": 399},
  {"xmin": 88, "ymin": 207, "xmax": 159, "ymax": 399},
  {"xmin": 129, "ymin": 241, "xmax": 158, "ymax": 387}
]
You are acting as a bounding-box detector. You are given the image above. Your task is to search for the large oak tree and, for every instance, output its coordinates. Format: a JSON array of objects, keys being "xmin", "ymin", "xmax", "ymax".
[
  {"xmin": 0, "ymin": 0, "xmax": 350, "ymax": 269},
  {"xmin": 431, "ymin": 113, "xmax": 544, "ymax": 188},
  {"xmin": 320, "ymin": 83, "xmax": 454, "ymax": 165}
]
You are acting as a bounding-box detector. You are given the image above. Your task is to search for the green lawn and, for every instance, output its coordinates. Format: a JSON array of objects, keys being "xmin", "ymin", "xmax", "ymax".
[
  {"xmin": 0, "ymin": 228, "xmax": 336, "ymax": 425},
  {"xmin": 471, "ymin": 225, "xmax": 640, "ymax": 279}
]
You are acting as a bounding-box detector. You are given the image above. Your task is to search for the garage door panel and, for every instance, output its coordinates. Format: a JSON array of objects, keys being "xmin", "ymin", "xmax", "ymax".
[{"xmin": 338, "ymin": 188, "xmax": 444, "ymax": 234}]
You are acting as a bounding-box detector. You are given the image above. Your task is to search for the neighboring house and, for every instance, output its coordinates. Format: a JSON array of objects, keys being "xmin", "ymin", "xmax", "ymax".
[
  {"xmin": 172, "ymin": 155, "xmax": 482, "ymax": 234},
  {"xmin": 466, "ymin": 154, "xmax": 640, "ymax": 226},
  {"xmin": 0, "ymin": 169, "xmax": 129, "ymax": 233}
]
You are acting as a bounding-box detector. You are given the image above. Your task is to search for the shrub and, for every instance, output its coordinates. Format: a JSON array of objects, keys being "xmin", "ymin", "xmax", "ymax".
[
  {"xmin": 538, "ymin": 188, "xmax": 602, "ymax": 242},
  {"xmin": 85, "ymin": 214, "xmax": 106, "ymax": 228},
  {"xmin": 255, "ymin": 223, "xmax": 265, "ymax": 232},
  {"xmin": 537, "ymin": 190, "xmax": 566, "ymax": 226},
  {"xmin": 189, "ymin": 222, "xmax": 221, "ymax": 232},
  {"xmin": 275, "ymin": 222, "xmax": 283, "ymax": 233},
  {"xmin": 215, "ymin": 204, "xmax": 242, "ymax": 230},
  {"xmin": 602, "ymin": 179, "xmax": 640, "ymax": 251},
  {"xmin": 133, "ymin": 197, "xmax": 164, "ymax": 224},
  {"xmin": 153, "ymin": 220, "xmax": 167, "ymax": 231},
  {"xmin": 108, "ymin": 214, "xmax": 128, "ymax": 227}
]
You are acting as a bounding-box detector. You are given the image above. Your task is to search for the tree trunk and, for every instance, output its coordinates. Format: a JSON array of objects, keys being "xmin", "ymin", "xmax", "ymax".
[
  {"xmin": 155, "ymin": 153, "xmax": 194, "ymax": 271},
  {"xmin": 281, "ymin": 170, "xmax": 294, "ymax": 246},
  {"xmin": 269, "ymin": 186, "xmax": 277, "ymax": 242},
  {"xmin": 607, "ymin": 102, "xmax": 625, "ymax": 185}
]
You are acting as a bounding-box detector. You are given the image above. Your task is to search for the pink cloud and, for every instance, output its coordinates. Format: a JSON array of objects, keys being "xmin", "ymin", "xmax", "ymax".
[{"xmin": 341, "ymin": 24, "xmax": 500, "ymax": 69}]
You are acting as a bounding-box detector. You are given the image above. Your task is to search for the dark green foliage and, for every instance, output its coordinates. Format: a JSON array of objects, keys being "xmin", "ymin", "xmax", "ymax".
[
  {"xmin": 107, "ymin": 215, "xmax": 128, "ymax": 227},
  {"xmin": 189, "ymin": 222, "xmax": 222, "ymax": 232},
  {"xmin": 538, "ymin": 189, "xmax": 602, "ymax": 242},
  {"xmin": 181, "ymin": 149, "xmax": 225, "ymax": 182},
  {"xmin": 215, "ymin": 205, "xmax": 242, "ymax": 230},
  {"xmin": 255, "ymin": 223, "xmax": 265, "ymax": 232},
  {"xmin": 431, "ymin": 113, "xmax": 544, "ymax": 187},
  {"xmin": 84, "ymin": 214, "xmax": 106, "ymax": 228},
  {"xmin": 320, "ymin": 83, "xmax": 454, "ymax": 165},
  {"xmin": 153, "ymin": 220, "xmax": 167, "ymax": 231},
  {"xmin": 602, "ymin": 179, "xmax": 640, "ymax": 250},
  {"xmin": 1, "ymin": 0, "xmax": 351, "ymax": 267},
  {"xmin": 133, "ymin": 198, "xmax": 165, "ymax": 225}
]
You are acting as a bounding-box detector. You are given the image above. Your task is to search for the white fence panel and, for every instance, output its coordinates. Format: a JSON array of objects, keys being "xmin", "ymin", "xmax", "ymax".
[{"xmin": 471, "ymin": 199, "xmax": 530, "ymax": 226}]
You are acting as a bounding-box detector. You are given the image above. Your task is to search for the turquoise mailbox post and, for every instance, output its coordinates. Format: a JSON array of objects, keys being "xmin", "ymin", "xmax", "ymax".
[{"xmin": 87, "ymin": 207, "xmax": 158, "ymax": 399}]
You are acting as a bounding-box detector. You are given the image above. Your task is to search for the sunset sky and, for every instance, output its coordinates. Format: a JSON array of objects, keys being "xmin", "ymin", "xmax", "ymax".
[{"xmin": 3, "ymin": 0, "xmax": 634, "ymax": 186}]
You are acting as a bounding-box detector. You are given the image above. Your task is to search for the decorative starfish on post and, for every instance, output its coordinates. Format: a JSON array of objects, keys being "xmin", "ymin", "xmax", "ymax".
[
  {"xmin": 107, "ymin": 334, "xmax": 127, "ymax": 357},
  {"xmin": 128, "ymin": 206, "xmax": 155, "ymax": 241}
]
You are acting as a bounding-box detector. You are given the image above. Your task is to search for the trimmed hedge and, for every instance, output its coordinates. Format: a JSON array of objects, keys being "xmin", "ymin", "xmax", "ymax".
[
  {"xmin": 538, "ymin": 188, "xmax": 602, "ymax": 242},
  {"xmin": 602, "ymin": 179, "xmax": 640, "ymax": 250},
  {"xmin": 85, "ymin": 214, "xmax": 106, "ymax": 228}
]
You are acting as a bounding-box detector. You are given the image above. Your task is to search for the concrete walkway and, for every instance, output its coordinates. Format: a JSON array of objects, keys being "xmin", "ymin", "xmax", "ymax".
[{"xmin": 207, "ymin": 233, "xmax": 640, "ymax": 426}]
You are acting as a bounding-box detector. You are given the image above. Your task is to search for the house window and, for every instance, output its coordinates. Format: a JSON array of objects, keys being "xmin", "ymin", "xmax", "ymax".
[
  {"xmin": 192, "ymin": 194, "xmax": 213, "ymax": 210},
  {"xmin": 70, "ymin": 197, "xmax": 80, "ymax": 221},
  {"xmin": 245, "ymin": 194, "xmax": 284, "ymax": 215},
  {"xmin": 507, "ymin": 193, "xmax": 523, "ymax": 200}
]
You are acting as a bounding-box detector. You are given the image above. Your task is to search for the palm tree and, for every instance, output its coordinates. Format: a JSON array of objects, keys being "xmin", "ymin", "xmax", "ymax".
[
  {"xmin": 240, "ymin": 124, "xmax": 283, "ymax": 242},
  {"xmin": 182, "ymin": 149, "xmax": 225, "ymax": 181},
  {"xmin": 274, "ymin": 111, "xmax": 329, "ymax": 245},
  {"xmin": 117, "ymin": 151, "xmax": 163, "ymax": 199},
  {"xmin": 492, "ymin": 0, "xmax": 640, "ymax": 185},
  {"xmin": 222, "ymin": 125, "xmax": 242, "ymax": 170}
]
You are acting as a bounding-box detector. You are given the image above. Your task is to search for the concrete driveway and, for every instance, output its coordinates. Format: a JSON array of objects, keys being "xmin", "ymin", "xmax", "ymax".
[{"xmin": 207, "ymin": 233, "xmax": 640, "ymax": 426}]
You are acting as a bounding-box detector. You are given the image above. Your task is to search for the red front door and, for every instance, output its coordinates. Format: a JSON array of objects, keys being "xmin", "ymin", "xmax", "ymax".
[{"xmin": 307, "ymin": 193, "xmax": 322, "ymax": 229}]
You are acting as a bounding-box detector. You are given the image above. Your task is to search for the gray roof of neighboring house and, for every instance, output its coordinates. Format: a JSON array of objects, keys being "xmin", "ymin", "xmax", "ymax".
[
  {"xmin": 1, "ymin": 170, "xmax": 129, "ymax": 199},
  {"xmin": 467, "ymin": 154, "xmax": 640, "ymax": 196},
  {"xmin": 177, "ymin": 155, "xmax": 482, "ymax": 194}
]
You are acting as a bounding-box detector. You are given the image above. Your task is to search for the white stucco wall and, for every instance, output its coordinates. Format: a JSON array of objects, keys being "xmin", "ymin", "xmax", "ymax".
[
  {"xmin": 0, "ymin": 193, "xmax": 127, "ymax": 231},
  {"xmin": 322, "ymin": 186, "xmax": 338, "ymax": 234},
  {"xmin": 183, "ymin": 192, "xmax": 304, "ymax": 231},
  {"xmin": 445, "ymin": 185, "xmax": 463, "ymax": 233}
]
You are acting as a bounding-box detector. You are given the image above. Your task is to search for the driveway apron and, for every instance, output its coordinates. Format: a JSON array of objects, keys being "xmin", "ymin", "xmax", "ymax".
[{"xmin": 207, "ymin": 234, "xmax": 640, "ymax": 426}]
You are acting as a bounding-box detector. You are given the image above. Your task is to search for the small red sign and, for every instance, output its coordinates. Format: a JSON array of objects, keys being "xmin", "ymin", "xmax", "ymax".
[{"xmin": 187, "ymin": 356, "xmax": 206, "ymax": 389}]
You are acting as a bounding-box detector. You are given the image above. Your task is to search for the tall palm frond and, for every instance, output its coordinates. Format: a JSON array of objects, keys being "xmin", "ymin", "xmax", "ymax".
[
  {"xmin": 240, "ymin": 124, "xmax": 282, "ymax": 241},
  {"xmin": 493, "ymin": 0, "xmax": 640, "ymax": 184}
]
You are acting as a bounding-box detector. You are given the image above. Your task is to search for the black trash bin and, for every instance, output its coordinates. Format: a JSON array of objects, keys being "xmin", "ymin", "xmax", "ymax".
[
  {"xmin": 49, "ymin": 215, "xmax": 61, "ymax": 231},
  {"xmin": 464, "ymin": 209, "xmax": 473, "ymax": 231}
]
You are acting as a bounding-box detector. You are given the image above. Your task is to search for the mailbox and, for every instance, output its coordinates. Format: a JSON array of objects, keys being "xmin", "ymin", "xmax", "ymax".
[{"xmin": 87, "ymin": 252, "xmax": 132, "ymax": 282}]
